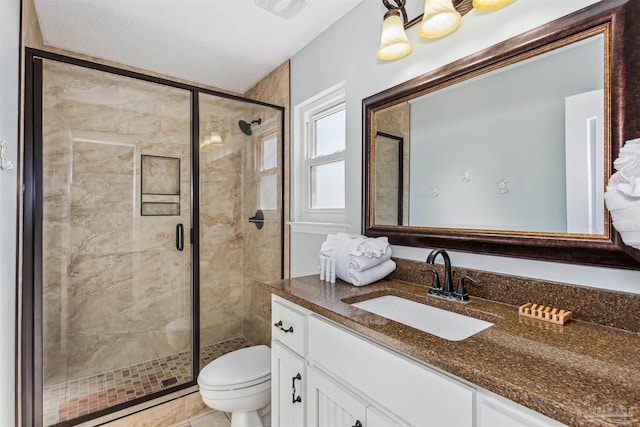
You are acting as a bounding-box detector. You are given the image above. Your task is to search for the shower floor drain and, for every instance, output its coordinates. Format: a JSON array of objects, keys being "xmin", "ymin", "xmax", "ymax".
[{"xmin": 161, "ymin": 377, "xmax": 179, "ymax": 387}]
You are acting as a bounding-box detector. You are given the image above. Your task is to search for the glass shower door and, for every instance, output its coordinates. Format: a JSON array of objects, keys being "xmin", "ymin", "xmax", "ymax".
[{"xmin": 39, "ymin": 59, "xmax": 193, "ymax": 426}]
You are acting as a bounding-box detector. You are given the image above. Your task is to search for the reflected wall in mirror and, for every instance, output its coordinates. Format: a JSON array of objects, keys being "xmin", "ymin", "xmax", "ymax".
[
  {"xmin": 364, "ymin": 0, "xmax": 640, "ymax": 268},
  {"xmin": 374, "ymin": 131, "xmax": 405, "ymax": 226},
  {"xmin": 405, "ymin": 33, "xmax": 605, "ymax": 234}
]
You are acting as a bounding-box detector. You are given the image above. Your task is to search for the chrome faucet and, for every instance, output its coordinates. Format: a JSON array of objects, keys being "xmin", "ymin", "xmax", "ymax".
[{"xmin": 426, "ymin": 249, "xmax": 454, "ymax": 295}]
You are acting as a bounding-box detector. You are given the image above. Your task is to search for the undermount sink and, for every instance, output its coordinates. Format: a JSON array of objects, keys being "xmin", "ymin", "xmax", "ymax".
[{"xmin": 351, "ymin": 295, "xmax": 493, "ymax": 341}]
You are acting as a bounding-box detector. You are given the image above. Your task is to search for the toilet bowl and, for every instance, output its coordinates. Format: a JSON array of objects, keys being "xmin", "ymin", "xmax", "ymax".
[{"xmin": 198, "ymin": 345, "xmax": 271, "ymax": 427}]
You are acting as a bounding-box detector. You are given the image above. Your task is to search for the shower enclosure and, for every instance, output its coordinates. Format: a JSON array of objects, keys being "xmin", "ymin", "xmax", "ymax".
[{"xmin": 22, "ymin": 50, "xmax": 284, "ymax": 427}]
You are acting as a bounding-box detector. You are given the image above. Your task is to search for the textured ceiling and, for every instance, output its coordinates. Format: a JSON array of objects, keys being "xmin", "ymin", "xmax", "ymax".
[{"xmin": 34, "ymin": 0, "xmax": 363, "ymax": 93}]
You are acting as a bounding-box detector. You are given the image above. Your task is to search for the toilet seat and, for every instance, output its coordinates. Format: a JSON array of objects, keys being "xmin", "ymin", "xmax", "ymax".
[{"xmin": 198, "ymin": 345, "xmax": 271, "ymax": 391}]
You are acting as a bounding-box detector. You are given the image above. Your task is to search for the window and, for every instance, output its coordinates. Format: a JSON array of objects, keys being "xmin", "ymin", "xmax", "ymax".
[
  {"xmin": 258, "ymin": 134, "xmax": 278, "ymax": 211},
  {"xmin": 294, "ymin": 83, "xmax": 347, "ymax": 225}
]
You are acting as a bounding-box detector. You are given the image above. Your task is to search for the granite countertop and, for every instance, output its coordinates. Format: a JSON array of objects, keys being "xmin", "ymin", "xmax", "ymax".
[{"xmin": 262, "ymin": 275, "xmax": 640, "ymax": 427}]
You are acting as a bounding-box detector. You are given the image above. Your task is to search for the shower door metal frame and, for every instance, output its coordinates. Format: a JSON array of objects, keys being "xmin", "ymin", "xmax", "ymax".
[{"xmin": 21, "ymin": 48, "xmax": 286, "ymax": 427}]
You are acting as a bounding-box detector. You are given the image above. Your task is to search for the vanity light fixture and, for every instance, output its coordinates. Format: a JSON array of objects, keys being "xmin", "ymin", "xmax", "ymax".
[
  {"xmin": 377, "ymin": 0, "xmax": 413, "ymax": 60},
  {"xmin": 472, "ymin": 0, "xmax": 512, "ymax": 10},
  {"xmin": 377, "ymin": 0, "xmax": 512, "ymax": 61},
  {"xmin": 420, "ymin": 0, "xmax": 461, "ymax": 39},
  {"xmin": 200, "ymin": 131, "xmax": 223, "ymax": 152},
  {"xmin": 200, "ymin": 120, "xmax": 225, "ymax": 152}
]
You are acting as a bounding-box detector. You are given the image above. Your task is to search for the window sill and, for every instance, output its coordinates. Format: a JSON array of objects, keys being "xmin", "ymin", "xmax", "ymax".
[{"xmin": 288, "ymin": 222, "xmax": 351, "ymax": 235}]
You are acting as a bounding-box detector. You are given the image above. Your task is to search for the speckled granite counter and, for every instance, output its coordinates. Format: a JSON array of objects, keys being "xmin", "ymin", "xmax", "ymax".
[{"xmin": 262, "ymin": 276, "xmax": 640, "ymax": 427}]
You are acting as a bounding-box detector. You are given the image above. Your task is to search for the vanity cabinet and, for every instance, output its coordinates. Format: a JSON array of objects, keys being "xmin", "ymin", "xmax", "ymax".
[
  {"xmin": 307, "ymin": 314, "xmax": 473, "ymax": 427},
  {"xmin": 306, "ymin": 365, "xmax": 367, "ymax": 427},
  {"xmin": 476, "ymin": 391, "xmax": 566, "ymax": 427},
  {"xmin": 271, "ymin": 298, "xmax": 309, "ymax": 427},
  {"xmin": 271, "ymin": 342, "xmax": 305, "ymax": 427},
  {"xmin": 271, "ymin": 295, "xmax": 565, "ymax": 427}
]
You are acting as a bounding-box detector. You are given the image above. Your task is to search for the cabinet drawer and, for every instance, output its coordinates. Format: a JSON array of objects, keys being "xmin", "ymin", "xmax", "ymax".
[
  {"xmin": 308, "ymin": 315, "xmax": 474, "ymax": 427},
  {"xmin": 272, "ymin": 297, "xmax": 307, "ymax": 355}
]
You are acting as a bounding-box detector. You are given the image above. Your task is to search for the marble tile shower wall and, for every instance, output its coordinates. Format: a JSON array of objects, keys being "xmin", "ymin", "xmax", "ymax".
[
  {"xmin": 241, "ymin": 110, "xmax": 283, "ymax": 347},
  {"xmin": 198, "ymin": 95, "xmax": 246, "ymax": 348},
  {"xmin": 375, "ymin": 103, "xmax": 410, "ymax": 226},
  {"xmin": 243, "ymin": 61, "xmax": 290, "ymax": 347},
  {"xmin": 42, "ymin": 60, "xmax": 193, "ymax": 385}
]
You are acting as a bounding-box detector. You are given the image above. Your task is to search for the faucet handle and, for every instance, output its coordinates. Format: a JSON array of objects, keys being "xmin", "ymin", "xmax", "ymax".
[
  {"xmin": 454, "ymin": 276, "xmax": 478, "ymax": 302},
  {"xmin": 422, "ymin": 268, "xmax": 442, "ymax": 294}
]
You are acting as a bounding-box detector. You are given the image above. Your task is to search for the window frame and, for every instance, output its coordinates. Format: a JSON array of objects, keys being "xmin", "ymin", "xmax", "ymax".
[
  {"xmin": 293, "ymin": 82, "xmax": 347, "ymax": 225},
  {"xmin": 256, "ymin": 131, "xmax": 279, "ymax": 211}
]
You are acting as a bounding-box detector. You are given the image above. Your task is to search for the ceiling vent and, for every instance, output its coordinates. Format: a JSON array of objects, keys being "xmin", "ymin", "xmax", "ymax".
[{"xmin": 255, "ymin": 0, "xmax": 308, "ymax": 19}]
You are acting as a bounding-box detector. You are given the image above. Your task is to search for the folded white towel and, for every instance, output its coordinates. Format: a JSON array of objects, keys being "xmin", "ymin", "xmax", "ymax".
[
  {"xmin": 346, "ymin": 260, "xmax": 396, "ymax": 287},
  {"xmin": 608, "ymin": 204, "xmax": 640, "ymax": 233},
  {"xmin": 349, "ymin": 247, "xmax": 392, "ymax": 272},
  {"xmin": 604, "ymin": 138, "xmax": 640, "ymax": 249},
  {"xmin": 321, "ymin": 235, "xmax": 392, "ymax": 274},
  {"xmin": 320, "ymin": 233, "xmax": 364, "ymax": 256},
  {"xmin": 604, "ymin": 189, "xmax": 637, "ymax": 211},
  {"xmin": 607, "ymin": 138, "xmax": 640, "ymax": 197},
  {"xmin": 350, "ymin": 236, "xmax": 390, "ymax": 258}
]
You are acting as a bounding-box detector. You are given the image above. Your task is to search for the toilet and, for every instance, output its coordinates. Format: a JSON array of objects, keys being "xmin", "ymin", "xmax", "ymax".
[{"xmin": 198, "ymin": 345, "xmax": 271, "ymax": 427}]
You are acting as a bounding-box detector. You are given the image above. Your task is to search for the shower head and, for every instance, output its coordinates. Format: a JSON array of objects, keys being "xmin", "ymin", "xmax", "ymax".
[{"xmin": 239, "ymin": 118, "xmax": 262, "ymax": 136}]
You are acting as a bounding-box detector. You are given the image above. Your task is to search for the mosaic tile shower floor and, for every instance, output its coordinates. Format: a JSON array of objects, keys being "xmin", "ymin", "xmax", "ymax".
[{"xmin": 43, "ymin": 337, "xmax": 251, "ymax": 426}]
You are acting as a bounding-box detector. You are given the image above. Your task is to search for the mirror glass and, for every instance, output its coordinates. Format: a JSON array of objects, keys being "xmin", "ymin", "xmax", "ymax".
[
  {"xmin": 374, "ymin": 132, "xmax": 405, "ymax": 226},
  {"xmin": 372, "ymin": 32, "xmax": 607, "ymax": 236}
]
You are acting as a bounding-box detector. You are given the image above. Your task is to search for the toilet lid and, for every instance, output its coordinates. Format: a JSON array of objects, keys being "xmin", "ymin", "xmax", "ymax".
[{"xmin": 198, "ymin": 345, "xmax": 271, "ymax": 388}]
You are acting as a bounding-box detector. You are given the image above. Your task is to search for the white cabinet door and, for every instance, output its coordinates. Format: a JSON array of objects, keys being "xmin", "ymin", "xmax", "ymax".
[
  {"xmin": 307, "ymin": 366, "xmax": 367, "ymax": 427},
  {"xmin": 477, "ymin": 392, "xmax": 567, "ymax": 427},
  {"xmin": 367, "ymin": 407, "xmax": 403, "ymax": 427},
  {"xmin": 308, "ymin": 315, "xmax": 474, "ymax": 427},
  {"xmin": 272, "ymin": 341, "xmax": 305, "ymax": 427}
]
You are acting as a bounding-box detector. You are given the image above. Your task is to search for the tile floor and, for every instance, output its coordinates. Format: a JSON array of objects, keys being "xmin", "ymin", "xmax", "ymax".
[
  {"xmin": 176, "ymin": 410, "xmax": 231, "ymax": 427},
  {"xmin": 43, "ymin": 337, "xmax": 251, "ymax": 426},
  {"xmin": 176, "ymin": 408, "xmax": 271, "ymax": 427}
]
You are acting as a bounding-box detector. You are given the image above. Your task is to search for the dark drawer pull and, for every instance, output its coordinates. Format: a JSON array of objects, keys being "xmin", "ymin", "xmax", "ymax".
[
  {"xmin": 352, "ymin": 421, "xmax": 362, "ymax": 427},
  {"xmin": 291, "ymin": 373, "xmax": 302, "ymax": 404},
  {"xmin": 273, "ymin": 320, "xmax": 294, "ymax": 333}
]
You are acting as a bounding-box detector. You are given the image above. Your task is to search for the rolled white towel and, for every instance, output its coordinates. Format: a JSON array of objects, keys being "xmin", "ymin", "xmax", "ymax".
[
  {"xmin": 345, "ymin": 260, "xmax": 396, "ymax": 287},
  {"xmin": 349, "ymin": 247, "xmax": 392, "ymax": 272}
]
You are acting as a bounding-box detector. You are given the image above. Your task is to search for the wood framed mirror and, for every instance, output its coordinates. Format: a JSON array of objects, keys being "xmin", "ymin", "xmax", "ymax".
[{"xmin": 363, "ymin": 0, "xmax": 640, "ymax": 269}]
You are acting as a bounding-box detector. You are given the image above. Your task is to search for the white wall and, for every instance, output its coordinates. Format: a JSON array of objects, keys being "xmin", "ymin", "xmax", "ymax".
[
  {"xmin": 0, "ymin": 0, "xmax": 20, "ymax": 424},
  {"xmin": 409, "ymin": 36, "xmax": 603, "ymax": 232},
  {"xmin": 290, "ymin": 0, "xmax": 640, "ymax": 295}
]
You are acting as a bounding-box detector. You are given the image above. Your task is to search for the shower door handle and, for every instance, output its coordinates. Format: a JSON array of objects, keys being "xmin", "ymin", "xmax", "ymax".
[{"xmin": 176, "ymin": 223, "xmax": 184, "ymax": 251}]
